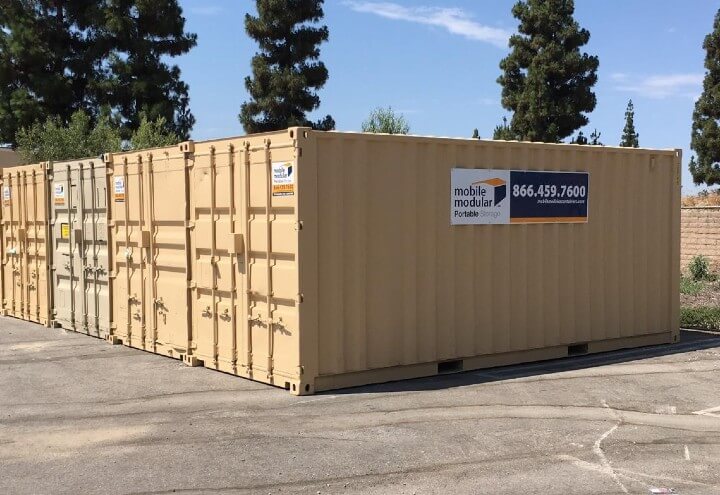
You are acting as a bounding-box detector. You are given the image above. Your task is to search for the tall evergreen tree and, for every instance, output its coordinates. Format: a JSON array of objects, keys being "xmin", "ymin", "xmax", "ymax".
[
  {"xmin": 0, "ymin": 0, "xmax": 196, "ymax": 146},
  {"xmin": 94, "ymin": 0, "xmax": 196, "ymax": 140},
  {"xmin": 240, "ymin": 0, "xmax": 334, "ymax": 133},
  {"xmin": 0, "ymin": 1, "xmax": 101, "ymax": 145},
  {"xmin": 497, "ymin": 0, "xmax": 599, "ymax": 143},
  {"xmin": 690, "ymin": 9, "xmax": 720, "ymax": 186},
  {"xmin": 620, "ymin": 99, "xmax": 639, "ymax": 147}
]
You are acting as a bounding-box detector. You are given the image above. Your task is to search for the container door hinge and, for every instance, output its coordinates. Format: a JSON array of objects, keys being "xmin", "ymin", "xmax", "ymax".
[
  {"xmin": 188, "ymin": 281, "xmax": 197, "ymax": 289},
  {"xmin": 294, "ymin": 221, "xmax": 303, "ymax": 231}
]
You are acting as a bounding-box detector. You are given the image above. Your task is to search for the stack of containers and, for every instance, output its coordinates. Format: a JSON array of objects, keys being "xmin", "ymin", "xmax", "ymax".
[{"xmin": 0, "ymin": 129, "xmax": 682, "ymax": 395}]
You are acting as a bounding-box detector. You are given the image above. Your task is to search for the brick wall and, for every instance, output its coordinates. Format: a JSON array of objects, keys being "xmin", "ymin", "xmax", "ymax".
[{"xmin": 681, "ymin": 207, "xmax": 720, "ymax": 272}]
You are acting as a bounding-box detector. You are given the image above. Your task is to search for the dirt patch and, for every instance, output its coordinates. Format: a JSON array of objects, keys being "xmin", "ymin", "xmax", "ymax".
[{"xmin": 681, "ymin": 281, "xmax": 720, "ymax": 309}]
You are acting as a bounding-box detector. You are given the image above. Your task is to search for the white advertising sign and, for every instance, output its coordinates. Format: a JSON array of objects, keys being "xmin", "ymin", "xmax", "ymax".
[{"xmin": 451, "ymin": 169, "xmax": 510, "ymax": 225}]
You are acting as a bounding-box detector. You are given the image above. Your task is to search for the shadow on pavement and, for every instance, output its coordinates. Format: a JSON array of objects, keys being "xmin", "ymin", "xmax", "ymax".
[{"xmin": 330, "ymin": 329, "xmax": 720, "ymax": 395}]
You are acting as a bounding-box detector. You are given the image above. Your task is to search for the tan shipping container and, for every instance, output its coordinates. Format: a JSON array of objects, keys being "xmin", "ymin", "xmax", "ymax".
[
  {"xmin": 106, "ymin": 129, "xmax": 680, "ymax": 395},
  {"xmin": 1, "ymin": 163, "xmax": 52, "ymax": 326},
  {"xmin": 49, "ymin": 158, "xmax": 111, "ymax": 338}
]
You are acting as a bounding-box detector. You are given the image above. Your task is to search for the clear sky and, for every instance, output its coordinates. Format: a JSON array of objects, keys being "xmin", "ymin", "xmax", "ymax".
[{"xmin": 177, "ymin": 0, "xmax": 717, "ymax": 194}]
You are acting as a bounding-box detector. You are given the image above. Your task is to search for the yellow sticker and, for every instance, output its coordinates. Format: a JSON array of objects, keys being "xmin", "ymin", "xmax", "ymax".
[{"xmin": 61, "ymin": 223, "xmax": 70, "ymax": 240}]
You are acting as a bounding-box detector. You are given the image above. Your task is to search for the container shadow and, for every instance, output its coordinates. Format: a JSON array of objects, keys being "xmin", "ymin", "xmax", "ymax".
[{"xmin": 328, "ymin": 329, "xmax": 720, "ymax": 395}]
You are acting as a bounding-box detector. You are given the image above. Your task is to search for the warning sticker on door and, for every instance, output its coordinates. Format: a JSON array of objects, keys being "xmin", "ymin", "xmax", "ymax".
[
  {"xmin": 61, "ymin": 223, "xmax": 70, "ymax": 240},
  {"xmin": 54, "ymin": 183, "xmax": 66, "ymax": 206},
  {"xmin": 272, "ymin": 162, "xmax": 295, "ymax": 197},
  {"xmin": 2, "ymin": 186, "xmax": 10, "ymax": 206},
  {"xmin": 113, "ymin": 177, "xmax": 125, "ymax": 202}
]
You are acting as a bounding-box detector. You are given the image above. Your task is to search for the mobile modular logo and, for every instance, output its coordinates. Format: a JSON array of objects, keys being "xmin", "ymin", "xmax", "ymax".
[{"xmin": 451, "ymin": 169, "xmax": 511, "ymax": 224}]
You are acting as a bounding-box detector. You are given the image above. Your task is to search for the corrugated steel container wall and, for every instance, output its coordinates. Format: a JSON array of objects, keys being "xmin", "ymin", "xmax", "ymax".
[
  {"xmin": 0, "ymin": 163, "xmax": 52, "ymax": 326},
  {"xmin": 95, "ymin": 129, "xmax": 680, "ymax": 395},
  {"xmin": 106, "ymin": 146, "xmax": 192, "ymax": 356},
  {"xmin": 105, "ymin": 137, "xmax": 302, "ymax": 390},
  {"xmin": 49, "ymin": 158, "xmax": 111, "ymax": 338},
  {"xmin": 292, "ymin": 130, "xmax": 681, "ymax": 393}
]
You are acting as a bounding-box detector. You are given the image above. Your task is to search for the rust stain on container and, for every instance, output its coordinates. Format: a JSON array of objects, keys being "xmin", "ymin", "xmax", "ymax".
[{"xmin": 0, "ymin": 163, "xmax": 52, "ymax": 326}]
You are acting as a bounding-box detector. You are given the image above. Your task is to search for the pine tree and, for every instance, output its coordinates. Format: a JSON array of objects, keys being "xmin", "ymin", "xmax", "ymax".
[
  {"xmin": 240, "ymin": 0, "xmax": 334, "ymax": 133},
  {"xmin": 620, "ymin": 100, "xmax": 639, "ymax": 147},
  {"xmin": 0, "ymin": 1, "xmax": 100, "ymax": 145},
  {"xmin": 0, "ymin": 1, "xmax": 196, "ymax": 145},
  {"xmin": 95, "ymin": 0, "xmax": 197, "ymax": 140},
  {"xmin": 497, "ymin": 0, "xmax": 598, "ymax": 143},
  {"xmin": 571, "ymin": 131, "xmax": 587, "ymax": 145},
  {"xmin": 493, "ymin": 117, "xmax": 517, "ymax": 140},
  {"xmin": 690, "ymin": 9, "xmax": 720, "ymax": 186},
  {"xmin": 472, "ymin": 129, "xmax": 480, "ymax": 139}
]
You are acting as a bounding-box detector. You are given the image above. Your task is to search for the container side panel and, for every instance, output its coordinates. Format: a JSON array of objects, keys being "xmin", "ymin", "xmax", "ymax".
[{"xmin": 311, "ymin": 134, "xmax": 678, "ymax": 379}]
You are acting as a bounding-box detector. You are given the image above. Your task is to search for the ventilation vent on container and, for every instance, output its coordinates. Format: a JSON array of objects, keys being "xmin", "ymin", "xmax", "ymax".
[
  {"xmin": 568, "ymin": 343, "xmax": 589, "ymax": 356},
  {"xmin": 438, "ymin": 359, "xmax": 464, "ymax": 374}
]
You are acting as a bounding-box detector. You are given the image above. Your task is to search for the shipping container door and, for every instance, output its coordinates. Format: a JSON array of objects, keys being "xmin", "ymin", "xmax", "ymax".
[
  {"xmin": 24, "ymin": 167, "xmax": 49, "ymax": 325},
  {"xmin": 145, "ymin": 149, "xmax": 192, "ymax": 357},
  {"xmin": 51, "ymin": 164, "xmax": 80, "ymax": 330},
  {"xmin": 244, "ymin": 136, "xmax": 301, "ymax": 386},
  {"xmin": 109, "ymin": 154, "xmax": 148, "ymax": 348},
  {"xmin": 80, "ymin": 162, "xmax": 109, "ymax": 337},
  {"xmin": 1, "ymin": 171, "xmax": 20, "ymax": 318},
  {"xmin": 190, "ymin": 142, "xmax": 244, "ymax": 373},
  {"xmin": 51, "ymin": 160, "xmax": 109, "ymax": 336}
]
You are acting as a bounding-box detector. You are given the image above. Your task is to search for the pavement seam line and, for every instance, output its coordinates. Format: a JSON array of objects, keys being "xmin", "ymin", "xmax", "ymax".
[{"xmin": 592, "ymin": 400, "xmax": 629, "ymax": 494}]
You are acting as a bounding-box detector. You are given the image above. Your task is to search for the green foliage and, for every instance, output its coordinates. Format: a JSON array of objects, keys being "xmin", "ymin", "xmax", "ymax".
[
  {"xmin": 620, "ymin": 100, "xmax": 639, "ymax": 147},
  {"xmin": 240, "ymin": 0, "xmax": 334, "ymax": 133},
  {"xmin": 680, "ymin": 275, "xmax": 705, "ymax": 296},
  {"xmin": 472, "ymin": 129, "xmax": 480, "ymax": 139},
  {"xmin": 571, "ymin": 129, "xmax": 602, "ymax": 145},
  {"xmin": 16, "ymin": 110, "xmax": 122, "ymax": 163},
  {"xmin": 689, "ymin": 255, "xmax": 715, "ymax": 282},
  {"xmin": 681, "ymin": 306, "xmax": 720, "ymax": 330},
  {"xmin": 0, "ymin": 1, "xmax": 96, "ymax": 145},
  {"xmin": 493, "ymin": 117, "xmax": 517, "ymax": 140},
  {"xmin": 0, "ymin": 1, "xmax": 196, "ymax": 146},
  {"xmin": 571, "ymin": 131, "xmax": 587, "ymax": 145},
  {"xmin": 96, "ymin": 0, "xmax": 197, "ymax": 140},
  {"xmin": 130, "ymin": 115, "xmax": 179, "ymax": 150},
  {"xmin": 361, "ymin": 107, "xmax": 410, "ymax": 135},
  {"xmin": 497, "ymin": 0, "xmax": 599, "ymax": 143},
  {"xmin": 690, "ymin": 9, "xmax": 720, "ymax": 186}
]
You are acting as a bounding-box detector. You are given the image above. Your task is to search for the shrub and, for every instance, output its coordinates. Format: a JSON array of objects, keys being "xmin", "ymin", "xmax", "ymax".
[
  {"xmin": 688, "ymin": 255, "xmax": 714, "ymax": 282},
  {"xmin": 681, "ymin": 306, "xmax": 720, "ymax": 331},
  {"xmin": 680, "ymin": 276, "xmax": 705, "ymax": 296},
  {"xmin": 361, "ymin": 107, "xmax": 410, "ymax": 135}
]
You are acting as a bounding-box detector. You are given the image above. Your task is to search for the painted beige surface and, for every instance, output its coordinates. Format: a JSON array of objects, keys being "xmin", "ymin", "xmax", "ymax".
[
  {"xmin": 681, "ymin": 207, "xmax": 720, "ymax": 272},
  {"xmin": 0, "ymin": 149, "xmax": 22, "ymax": 168},
  {"xmin": 0, "ymin": 164, "xmax": 51, "ymax": 325},
  {"xmin": 106, "ymin": 146, "xmax": 192, "ymax": 356},
  {"xmin": 49, "ymin": 158, "xmax": 110, "ymax": 338},
  {"xmin": 95, "ymin": 129, "xmax": 680, "ymax": 395},
  {"xmin": 297, "ymin": 131, "xmax": 680, "ymax": 393}
]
